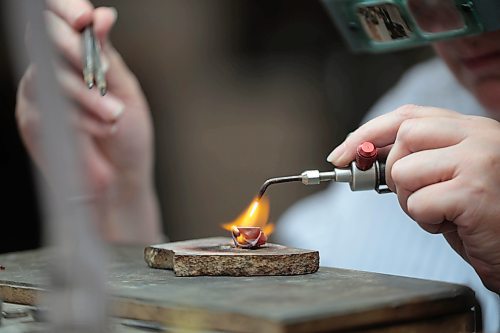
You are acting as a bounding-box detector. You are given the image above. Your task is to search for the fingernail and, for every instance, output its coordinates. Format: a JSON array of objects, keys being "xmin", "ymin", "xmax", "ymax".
[
  {"xmin": 110, "ymin": 124, "xmax": 118, "ymax": 134},
  {"xmin": 109, "ymin": 7, "xmax": 118, "ymax": 21},
  {"xmin": 101, "ymin": 96, "xmax": 124, "ymax": 121},
  {"xmin": 326, "ymin": 142, "xmax": 345, "ymax": 163},
  {"xmin": 73, "ymin": 11, "xmax": 87, "ymax": 25}
]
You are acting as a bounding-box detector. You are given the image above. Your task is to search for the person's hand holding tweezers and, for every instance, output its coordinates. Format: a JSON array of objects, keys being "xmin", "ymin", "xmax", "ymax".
[{"xmin": 15, "ymin": 0, "xmax": 164, "ymax": 244}]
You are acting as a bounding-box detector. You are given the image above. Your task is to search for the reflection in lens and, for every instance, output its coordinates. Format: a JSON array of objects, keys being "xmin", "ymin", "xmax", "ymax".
[
  {"xmin": 408, "ymin": 0, "xmax": 465, "ymax": 33},
  {"xmin": 357, "ymin": 4, "xmax": 412, "ymax": 42}
]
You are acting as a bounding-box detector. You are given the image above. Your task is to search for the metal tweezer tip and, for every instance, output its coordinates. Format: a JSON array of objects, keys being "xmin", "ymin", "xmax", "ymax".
[
  {"xmin": 83, "ymin": 70, "xmax": 94, "ymax": 89},
  {"xmin": 82, "ymin": 26, "xmax": 95, "ymax": 89}
]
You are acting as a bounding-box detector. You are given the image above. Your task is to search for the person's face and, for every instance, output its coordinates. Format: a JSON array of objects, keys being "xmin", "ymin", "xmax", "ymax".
[{"xmin": 433, "ymin": 30, "xmax": 500, "ymax": 119}]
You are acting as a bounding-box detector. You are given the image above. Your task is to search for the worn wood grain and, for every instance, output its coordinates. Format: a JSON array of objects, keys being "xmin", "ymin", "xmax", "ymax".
[
  {"xmin": 144, "ymin": 237, "xmax": 320, "ymax": 276},
  {"xmin": 346, "ymin": 312, "xmax": 475, "ymax": 333},
  {"xmin": 0, "ymin": 247, "xmax": 479, "ymax": 333},
  {"xmin": 0, "ymin": 303, "xmax": 229, "ymax": 333}
]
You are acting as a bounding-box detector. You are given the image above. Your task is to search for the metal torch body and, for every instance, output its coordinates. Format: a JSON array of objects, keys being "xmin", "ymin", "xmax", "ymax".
[
  {"xmin": 300, "ymin": 160, "xmax": 390, "ymax": 194},
  {"xmin": 257, "ymin": 142, "xmax": 391, "ymax": 198}
]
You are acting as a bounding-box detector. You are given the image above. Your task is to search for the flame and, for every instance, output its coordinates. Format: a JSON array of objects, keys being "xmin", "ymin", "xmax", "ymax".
[{"xmin": 222, "ymin": 196, "xmax": 274, "ymax": 236}]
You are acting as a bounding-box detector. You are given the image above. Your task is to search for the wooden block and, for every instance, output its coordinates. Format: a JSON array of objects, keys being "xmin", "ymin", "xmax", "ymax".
[{"xmin": 144, "ymin": 237, "xmax": 319, "ymax": 277}]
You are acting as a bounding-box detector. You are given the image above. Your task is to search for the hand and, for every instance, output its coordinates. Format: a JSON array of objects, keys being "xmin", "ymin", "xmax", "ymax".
[
  {"xmin": 327, "ymin": 104, "xmax": 500, "ymax": 293},
  {"xmin": 16, "ymin": 0, "xmax": 163, "ymax": 243}
]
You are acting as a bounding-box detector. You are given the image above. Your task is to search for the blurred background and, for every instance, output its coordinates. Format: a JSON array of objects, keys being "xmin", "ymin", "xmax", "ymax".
[{"xmin": 0, "ymin": 0, "xmax": 432, "ymax": 252}]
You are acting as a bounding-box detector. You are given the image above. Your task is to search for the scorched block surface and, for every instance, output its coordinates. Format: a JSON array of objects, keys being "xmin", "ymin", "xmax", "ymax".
[{"xmin": 144, "ymin": 237, "xmax": 320, "ymax": 276}]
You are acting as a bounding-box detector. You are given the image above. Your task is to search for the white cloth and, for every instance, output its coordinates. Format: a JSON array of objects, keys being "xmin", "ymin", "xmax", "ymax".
[{"xmin": 275, "ymin": 58, "xmax": 500, "ymax": 332}]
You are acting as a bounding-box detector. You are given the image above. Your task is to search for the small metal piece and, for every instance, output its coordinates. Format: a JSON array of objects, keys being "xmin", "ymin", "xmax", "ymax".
[
  {"xmin": 301, "ymin": 170, "xmax": 321, "ymax": 185},
  {"xmin": 82, "ymin": 25, "xmax": 107, "ymax": 95},
  {"xmin": 93, "ymin": 36, "xmax": 107, "ymax": 96},
  {"xmin": 231, "ymin": 226, "xmax": 267, "ymax": 248},
  {"xmin": 82, "ymin": 25, "xmax": 94, "ymax": 89}
]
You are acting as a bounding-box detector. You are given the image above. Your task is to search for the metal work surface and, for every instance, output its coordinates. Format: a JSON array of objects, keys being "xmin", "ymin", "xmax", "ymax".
[{"xmin": 0, "ymin": 247, "xmax": 478, "ymax": 333}]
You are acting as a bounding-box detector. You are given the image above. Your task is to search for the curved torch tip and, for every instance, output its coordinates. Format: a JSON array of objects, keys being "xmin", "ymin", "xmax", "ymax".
[
  {"xmin": 257, "ymin": 175, "xmax": 303, "ymax": 199},
  {"xmin": 257, "ymin": 181, "xmax": 271, "ymax": 200}
]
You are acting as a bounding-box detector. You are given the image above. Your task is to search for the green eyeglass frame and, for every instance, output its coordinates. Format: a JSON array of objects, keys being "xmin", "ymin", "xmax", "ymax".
[{"xmin": 321, "ymin": 0, "xmax": 495, "ymax": 53}]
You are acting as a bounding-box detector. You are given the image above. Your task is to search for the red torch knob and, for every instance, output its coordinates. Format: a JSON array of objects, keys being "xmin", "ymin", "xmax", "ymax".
[{"xmin": 356, "ymin": 141, "xmax": 377, "ymax": 171}]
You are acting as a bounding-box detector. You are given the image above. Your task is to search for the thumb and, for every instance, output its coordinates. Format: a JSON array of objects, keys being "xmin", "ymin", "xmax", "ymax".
[
  {"xmin": 92, "ymin": 8, "xmax": 140, "ymax": 97},
  {"xmin": 46, "ymin": 0, "xmax": 94, "ymax": 31},
  {"xmin": 92, "ymin": 7, "xmax": 117, "ymax": 42}
]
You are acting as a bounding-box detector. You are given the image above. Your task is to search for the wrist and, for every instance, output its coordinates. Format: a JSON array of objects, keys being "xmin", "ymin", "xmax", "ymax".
[{"xmin": 99, "ymin": 176, "xmax": 165, "ymax": 244}]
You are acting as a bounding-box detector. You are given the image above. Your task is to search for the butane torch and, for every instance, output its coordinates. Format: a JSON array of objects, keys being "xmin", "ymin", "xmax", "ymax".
[{"xmin": 257, "ymin": 142, "xmax": 391, "ymax": 199}]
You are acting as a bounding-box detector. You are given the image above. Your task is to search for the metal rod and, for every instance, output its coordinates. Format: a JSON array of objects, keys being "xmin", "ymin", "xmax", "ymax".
[
  {"xmin": 93, "ymin": 33, "xmax": 107, "ymax": 96},
  {"xmin": 82, "ymin": 24, "xmax": 107, "ymax": 95},
  {"xmin": 257, "ymin": 175, "xmax": 302, "ymax": 199},
  {"xmin": 82, "ymin": 25, "xmax": 94, "ymax": 89}
]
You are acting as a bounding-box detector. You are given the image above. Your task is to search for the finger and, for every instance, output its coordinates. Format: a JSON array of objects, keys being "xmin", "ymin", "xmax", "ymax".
[
  {"xmin": 16, "ymin": 94, "xmax": 41, "ymax": 166},
  {"xmin": 17, "ymin": 65, "xmax": 37, "ymax": 103},
  {"xmin": 91, "ymin": 7, "xmax": 118, "ymax": 74},
  {"xmin": 17, "ymin": 65, "xmax": 113, "ymax": 143},
  {"xmin": 56, "ymin": 64, "xmax": 125, "ymax": 123},
  {"xmin": 327, "ymin": 105, "xmax": 461, "ymax": 166},
  {"xmin": 58, "ymin": 105, "xmax": 117, "ymax": 138},
  {"xmin": 391, "ymin": 147, "xmax": 458, "ymax": 215},
  {"xmin": 93, "ymin": 7, "xmax": 117, "ymax": 42},
  {"xmin": 79, "ymin": 136, "xmax": 115, "ymax": 196},
  {"xmin": 418, "ymin": 220, "xmax": 457, "ymax": 234},
  {"xmin": 76, "ymin": 110, "xmax": 118, "ymax": 138},
  {"xmin": 100, "ymin": 40, "xmax": 142, "ymax": 97},
  {"xmin": 377, "ymin": 144, "xmax": 392, "ymax": 161},
  {"xmin": 385, "ymin": 117, "xmax": 466, "ymax": 190},
  {"xmin": 45, "ymin": 9, "xmax": 116, "ymax": 73},
  {"xmin": 443, "ymin": 231, "xmax": 468, "ymax": 262},
  {"xmin": 391, "ymin": 147, "xmax": 459, "ymax": 195},
  {"xmin": 45, "ymin": 10, "xmax": 83, "ymax": 70},
  {"xmin": 46, "ymin": 0, "xmax": 94, "ymax": 31},
  {"xmin": 406, "ymin": 179, "xmax": 464, "ymax": 229},
  {"xmin": 87, "ymin": 7, "xmax": 140, "ymax": 97},
  {"xmin": 89, "ymin": 9, "xmax": 142, "ymax": 99},
  {"xmin": 46, "ymin": 6, "xmax": 140, "ymax": 103}
]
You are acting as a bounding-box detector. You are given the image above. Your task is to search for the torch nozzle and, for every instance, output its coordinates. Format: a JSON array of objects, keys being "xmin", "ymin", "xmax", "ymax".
[
  {"xmin": 257, "ymin": 171, "xmax": 337, "ymax": 199},
  {"xmin": 257, "ymin": 175, "xmax": 303, "ymax": 199}
]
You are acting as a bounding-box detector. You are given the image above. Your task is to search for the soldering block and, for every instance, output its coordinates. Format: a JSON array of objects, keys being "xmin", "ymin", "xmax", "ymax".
[{"xmin": 144, "ymin": 237, "xmax": 319, "ymax": 277}]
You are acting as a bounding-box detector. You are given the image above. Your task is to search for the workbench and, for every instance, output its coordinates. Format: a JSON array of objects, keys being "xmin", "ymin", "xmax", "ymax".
[{"xmin": 0, "ymin": 246, "xmax": 480, "ymax": 332}]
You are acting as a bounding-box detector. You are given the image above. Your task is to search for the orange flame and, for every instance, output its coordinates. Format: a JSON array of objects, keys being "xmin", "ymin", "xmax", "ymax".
[{"xmin": 222, "ymin": 196, "xmax": 274, "ymax": 236}]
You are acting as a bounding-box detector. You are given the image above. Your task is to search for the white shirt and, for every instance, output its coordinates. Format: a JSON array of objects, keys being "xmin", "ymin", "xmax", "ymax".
[{"xmin": 275, "ymin": 58, "xmax": 500, "ymax": 332}]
